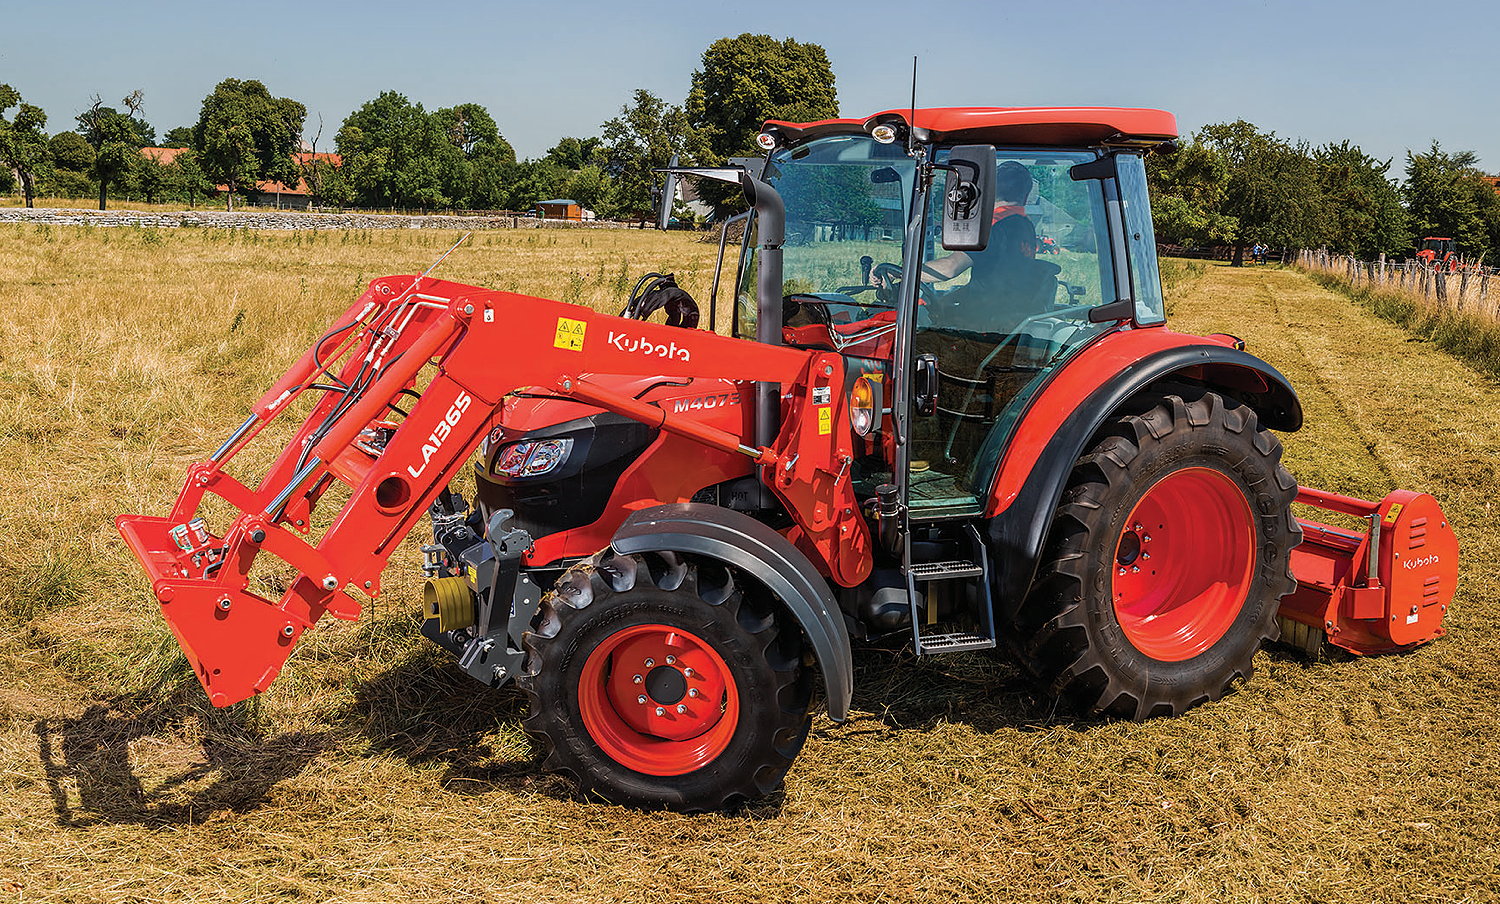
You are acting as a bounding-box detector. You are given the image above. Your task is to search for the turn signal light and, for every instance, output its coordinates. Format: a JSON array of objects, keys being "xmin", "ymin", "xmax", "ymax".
[{"xmin": 850, "ymin": 375, "xmax": 880, "ymax": 436}]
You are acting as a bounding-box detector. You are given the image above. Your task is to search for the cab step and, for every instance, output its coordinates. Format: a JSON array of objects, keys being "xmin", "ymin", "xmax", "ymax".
[
  {"xmin": 907, "ymin": 560, "xmax": 983, "ymax": 581},
  {"xmin": 917, "ymin": 631, "xmax": 996, "ymax": 653}
]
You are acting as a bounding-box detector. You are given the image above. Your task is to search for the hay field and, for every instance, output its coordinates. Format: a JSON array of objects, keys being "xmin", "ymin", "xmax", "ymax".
[{"xmin": 0, "ymin": 229, "xmax": 1496, "ymax": 903}]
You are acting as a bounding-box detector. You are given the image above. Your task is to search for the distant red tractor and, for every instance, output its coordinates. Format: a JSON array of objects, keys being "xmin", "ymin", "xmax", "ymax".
[
  {"xmin": 117, "ymin": 106, "xmax": 1459, "ymax": 811},
  {"xmin": 1417, "ymin": 236, "xmax": 1461, "ymax": 272}
]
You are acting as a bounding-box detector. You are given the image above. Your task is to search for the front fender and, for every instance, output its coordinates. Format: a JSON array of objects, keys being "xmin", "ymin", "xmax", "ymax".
[
  {"xmin": 985, "ymin": 328, "xmax": 1302, "ymax": 620},
  {"xmin": 611, "ymin": 503, "xmax": 854, "ymax": 722}
]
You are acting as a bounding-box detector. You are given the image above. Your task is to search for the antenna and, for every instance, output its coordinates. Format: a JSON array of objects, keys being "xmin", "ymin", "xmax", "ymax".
[
  {"xmin": 908, "ymin": 56, "xmax": 918, "ymax": 155},
  {"xmin": 420, "ymin": 232, "xmax": 471, "ymax": 282}
]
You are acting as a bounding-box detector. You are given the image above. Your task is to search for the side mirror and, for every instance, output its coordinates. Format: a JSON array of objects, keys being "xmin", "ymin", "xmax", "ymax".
[
  {"xmin": 914, "ymin": 354, "xmax": 939, "ymax": 417},
  {"xmin": 941, "ymin": 145, "xmax": 995, "ymax": 251}
]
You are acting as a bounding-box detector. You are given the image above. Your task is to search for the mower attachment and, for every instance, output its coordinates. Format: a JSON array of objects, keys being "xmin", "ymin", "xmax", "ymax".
[{"xmin": 1280, "ymin": 487, "xmax": 1458, "ymax": 656}]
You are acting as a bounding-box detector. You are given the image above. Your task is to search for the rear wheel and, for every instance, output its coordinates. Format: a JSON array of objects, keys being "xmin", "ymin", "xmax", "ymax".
[
  {"xmin": 1011, "ymin": 391, "xmax": 1300, "ymax": 719},
  {"xmin": 519, "ymin": 550, "xmax": 813, "ymax": 811}
]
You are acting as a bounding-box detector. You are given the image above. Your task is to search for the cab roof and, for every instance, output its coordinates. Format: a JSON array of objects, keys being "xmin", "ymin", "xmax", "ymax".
[{"xmin": 762, "ymin": 106, "xmax": 1178, "ymax": 148}]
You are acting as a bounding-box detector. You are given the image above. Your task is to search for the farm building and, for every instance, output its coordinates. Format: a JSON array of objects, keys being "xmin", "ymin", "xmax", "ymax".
[
  {"xmin": 137, "ymin": 148, "xmax": 342, "ymax": 209},
  {"xmin": 535, "ymin": 199, "xmax": 594, "ymax": 221}
]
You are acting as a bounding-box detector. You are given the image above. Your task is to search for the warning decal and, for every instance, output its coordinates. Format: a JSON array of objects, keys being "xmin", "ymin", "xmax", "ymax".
[
  {"xmin": 818, "ymin": 407, "xmax": 832, "ymax": 435},
  {"xmin": 554, "ymin": 317, "xmax": 587, "ymax": 351},
  {"xmin": 1383, "ymin": 502, "xmax": 1404, "ymax": 525}
]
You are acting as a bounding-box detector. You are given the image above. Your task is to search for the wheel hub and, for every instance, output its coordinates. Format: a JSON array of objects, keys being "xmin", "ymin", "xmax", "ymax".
[
  {"xmin": 577, "ymin": 623, "xmax": 740, "ymax": 776},
  {"xmin": 1111, "ymin": 467, "xmax": 1256, "ymax": 662}
]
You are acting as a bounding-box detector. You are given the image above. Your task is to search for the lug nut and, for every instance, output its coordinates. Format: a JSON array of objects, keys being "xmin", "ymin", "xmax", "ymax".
[
  {"xmin": 217, "ymin": 598, "xmax": 232, "ymax": 611},
  {"xmin": 321, "ymin": 575, "xmax": 339, "ymax": 590},
  {"xmin": 683, "ymin": 668, "xmax": 695, "ymax": 678},
  {"xmin": 688, "ymin": 688, "xmax": 700, "ymax": 698},
  {"xmin": 632, "ymin": 674, "xmax": 643, "ymax": 684},
  {"xmin": 1118, "ymin": 568, "xmax": 1128, "ymax": 576},
  {"xmin": 655, "ymin": 707, "xmax": 666, "ymax": 716},
  {"xmin": 644, "ymin": 658, "xmax": 654, "ymax": 667},
  {"xmin": 1143, "ymin": 535, "xmax": 1152, "ymax": 543},
  {"xmin": 676, "ymin": 705, "xmax": 687, "ymax": 714},
  {"xmin": 1131, "ymin": 566, "xmax": 1140, "ymax": 573},
  {"xmin": 665, "ymin": 655, "xmax": 676, "ymax": 665},
  {"xmin": 637, "ymin": 695, "xmax": 647, "ymax": 704}
]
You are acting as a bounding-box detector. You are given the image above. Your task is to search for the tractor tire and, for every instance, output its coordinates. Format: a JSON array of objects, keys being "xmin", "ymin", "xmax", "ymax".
[
  {"xmin": 1011, "ymin": 390, "xmax": 1300, "ymax": 720},
  {"xmin": 518, "ymin": 549, "xmax": 813, "ymax": 811}
]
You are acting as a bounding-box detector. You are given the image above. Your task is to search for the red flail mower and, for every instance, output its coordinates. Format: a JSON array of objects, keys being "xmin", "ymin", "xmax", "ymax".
[{"xmin": 118, "ymin": 107, "xmax": 1458, "ymax": 811}]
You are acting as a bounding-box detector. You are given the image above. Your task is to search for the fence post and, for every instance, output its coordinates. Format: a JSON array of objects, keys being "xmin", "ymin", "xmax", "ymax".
[{"xmin": 1459, "ymin": 270, "xmax": 1470, "ymax": 312}]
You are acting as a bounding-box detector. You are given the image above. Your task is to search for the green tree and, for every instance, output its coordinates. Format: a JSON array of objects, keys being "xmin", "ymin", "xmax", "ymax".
[
  {"xmin": 169, "ymin": 149, "xmax": 215, "ymax": 207},
  {"xmin": 1314, "ymin": 141, "xmax": 1409, "ymax": 258},
  {"xmin": 161, "ymin": 126, "xmax": 194, "ymax": 148},
  {"xmin": 1145, "ymin": 139, "xmax": 1238, "ymax": 247},
  {"xmin": 137, "ymin": 150, "xmax": 172, "ymax": 203},
  {"xmin": 336, "ymin": 91, "xmax": 463, "ymax": 209},
  {"xmin": 76, "ymin": 92, "xmax": 150, "ymax": 210},
  {"xmin": 599, "ymin": 89, "xmax": 707, "ymax": 220},
  {"xmin": 687, "ymin": 34, "xmax": 837, "ymax": 161},
  {"xmin": 433, "ymin": 102, "xmax": 515, "ymax": 208},
  {"xmin": 686, "ymin": 34, "xmax": 837, "ymax": 217},
  {"xmin": 1403, "ymin": 142, "xmax": 1493, "ymax": 260},
  {"xmin": 0, "ymin": 84, "xmax": 50, "ymax": 207},
  {"xmin": 192, "ymin": 78, "xmax": 305, "ymax": 211},
  {"xmin": 48, "ymin": 131, "xmax": 94, "ymax": 172},
  {"xmin": 1196, "ymin": 120, "xmax": 1325, "ymax": 264},
  {"xmin": 499, "ymin": 158, "xmax": 568, "ymax": 211},
  {"xmin": 545, "ymin": 136, "xmax": 602, "ymax": 170}
]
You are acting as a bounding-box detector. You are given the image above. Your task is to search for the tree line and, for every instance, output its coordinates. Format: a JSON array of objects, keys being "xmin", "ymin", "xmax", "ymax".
[
  {"xmin": 1148, "ymin": 120, "xmax": 1500, "ymax": 265},
  {"xmin": 0, "ymin": 33, "xmax": 837, "ymax": 220}
]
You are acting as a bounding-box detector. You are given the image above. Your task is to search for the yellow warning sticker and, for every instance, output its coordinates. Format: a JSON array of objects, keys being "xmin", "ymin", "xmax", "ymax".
[
  {"xmin": 554, "ymin": 317, "xmax": 587, "ymax": 351},
  {"xmin": 1382, "ymin": 502, "xmax": 1404, "ymax": 525},
  {"xmin": 818, "ymin": 407, "xmax": 832, "ymax": 435}
]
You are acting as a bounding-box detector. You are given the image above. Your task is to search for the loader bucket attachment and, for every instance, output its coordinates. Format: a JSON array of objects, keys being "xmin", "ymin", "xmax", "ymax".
[{"xmin": 1280, "ymin": 487, "xmax": 1458, "ymax": 656}]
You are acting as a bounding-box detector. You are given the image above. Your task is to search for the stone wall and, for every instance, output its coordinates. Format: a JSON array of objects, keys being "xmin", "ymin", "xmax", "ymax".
[{"xmin": 0, "ymin": 207, "xmax": 639, "ymax": 231}]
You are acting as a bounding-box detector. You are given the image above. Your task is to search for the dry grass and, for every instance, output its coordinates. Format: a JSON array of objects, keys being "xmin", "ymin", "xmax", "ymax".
[{"xmin": 0, "ymin": 236, "xmax": 1496, "ymax": 903}]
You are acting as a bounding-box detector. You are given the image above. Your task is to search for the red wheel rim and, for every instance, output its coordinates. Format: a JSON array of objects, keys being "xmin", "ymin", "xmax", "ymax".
[
  {"xmin": 1111, "ymin": 467, "xmax": 1256, "ymax": 662},
  {"xmin": 577, "ymin": 623, "xmax": 740, "ymax": 776}
]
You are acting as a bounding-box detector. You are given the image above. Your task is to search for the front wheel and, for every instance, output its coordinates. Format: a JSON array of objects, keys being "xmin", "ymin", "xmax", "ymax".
[
  {"xmin": 1010, "ymin": 391, "xmax": 1301, "ymax": 720},
  {"xmin": 519, "ymin": 550, "xmax": 813, "ymax": 811}
]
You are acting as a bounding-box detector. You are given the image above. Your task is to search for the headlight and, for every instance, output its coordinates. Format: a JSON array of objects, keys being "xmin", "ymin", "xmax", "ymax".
[
  {"xmin": 494, "ymin": 438, "xmax": 574, "ymax": 477},
  {"xmin": 850, "ymin": 375, "xmax": 880, "ymax": 436}
]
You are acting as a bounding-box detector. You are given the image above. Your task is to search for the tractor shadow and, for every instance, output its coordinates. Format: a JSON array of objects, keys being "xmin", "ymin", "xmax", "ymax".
[
  {"xmin": 343, "ymin": 653, "xmax": 562, "ymax": 798},
  {"xmin": 34, "ymin": 684, "xmax": 331, "ymax": 828},
  {"xmin": 845, "ymin": 646, "xmax": 1085, "ymax": 733}
]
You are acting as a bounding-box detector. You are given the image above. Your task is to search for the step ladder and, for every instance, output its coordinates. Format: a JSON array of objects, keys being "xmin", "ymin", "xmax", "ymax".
[{"xmin": 904, "ymin": 523, "xmax": 996, "ymax": 655}]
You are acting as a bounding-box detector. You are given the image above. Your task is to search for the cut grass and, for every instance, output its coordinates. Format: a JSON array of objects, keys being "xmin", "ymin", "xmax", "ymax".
[{"xmin": 0, "ymin": 235, "xmax": 1496, "ymax": 903}]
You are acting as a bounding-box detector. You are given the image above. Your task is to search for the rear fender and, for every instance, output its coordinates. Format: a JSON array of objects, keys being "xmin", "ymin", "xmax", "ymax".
[
  {"xmin": 611, "ymin": 503, "xmax": 854, "ymax": 722},
  {"xmin": 985, "ymin": 336, "xmax": 1303, "ymax": 620}
]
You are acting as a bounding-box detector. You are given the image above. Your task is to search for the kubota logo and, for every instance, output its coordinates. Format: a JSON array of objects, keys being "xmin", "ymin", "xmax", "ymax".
[
  {"xmin": 608, "ymin": 330, "xmax": 690, "ymax": 362},
  {"xmin": 1401, "ymin": 554, "xmax": 1440, "ymax": 571},
  {"xmin": 407, "ymin": 390, "xmax": 473, "ymax": 478}
]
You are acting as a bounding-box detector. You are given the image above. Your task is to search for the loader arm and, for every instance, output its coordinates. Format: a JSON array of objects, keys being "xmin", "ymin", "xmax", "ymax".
[{"xmin": 117, "ymin": 275, "xmax": 872, "ymax": 706}]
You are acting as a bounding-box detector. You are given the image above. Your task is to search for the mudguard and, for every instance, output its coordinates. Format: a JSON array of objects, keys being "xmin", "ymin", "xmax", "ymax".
[
  {"xmin": 611, "ymin": 503, "xmax": 854, "ymax": 722},
  {"xmin": 986, "ymin": 342, "xmax": 1303, "ymax": 620}
]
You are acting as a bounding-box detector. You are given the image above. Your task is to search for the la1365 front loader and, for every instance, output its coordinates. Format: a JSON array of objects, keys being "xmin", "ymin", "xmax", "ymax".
[{"xmin": 118, "ymin": 107, "xmax": 1458, "ymax": 811}]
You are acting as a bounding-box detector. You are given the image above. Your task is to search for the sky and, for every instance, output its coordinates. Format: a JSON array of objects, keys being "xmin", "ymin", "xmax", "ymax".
[{"xmin": 4, "ymin": 0, "xmax": 1499, "ymax": 172}]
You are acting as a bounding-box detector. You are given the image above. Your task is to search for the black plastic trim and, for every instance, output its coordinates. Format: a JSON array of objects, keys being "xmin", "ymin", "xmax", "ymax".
[
  {"xmin": 986, "ymin": 344, "xmax": 1302, "ymax": 621},
  {"xmin": 610, "ymin": 503, "xmax": 854, "ymax": 722}
]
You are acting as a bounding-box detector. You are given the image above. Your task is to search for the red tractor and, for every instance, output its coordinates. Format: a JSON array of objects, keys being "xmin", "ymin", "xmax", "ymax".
[
  {"xmin": 117, "ymin": 107, "xmax": 1458, "ymax": 811},
  {"xmin": 1417, "ymin": 236, "xmax": 1460, "ymax": 272}
]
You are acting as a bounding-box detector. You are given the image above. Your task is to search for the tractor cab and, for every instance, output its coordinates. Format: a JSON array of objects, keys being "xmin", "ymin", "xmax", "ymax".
[{"xmin": 725, "ymin": 108, "xmax": 1178, "ymax": 651}]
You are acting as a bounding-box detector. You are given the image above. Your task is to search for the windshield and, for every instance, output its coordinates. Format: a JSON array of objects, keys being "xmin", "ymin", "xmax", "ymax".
[{"xmin": 737, "ymin": 136, "xmax": 917, "ymax": 339}]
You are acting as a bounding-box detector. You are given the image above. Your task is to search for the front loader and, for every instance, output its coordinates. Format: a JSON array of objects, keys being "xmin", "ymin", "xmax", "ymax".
[{"xmin": 118, "ymin": 106, "xmax": 1458, "ymax": 811}]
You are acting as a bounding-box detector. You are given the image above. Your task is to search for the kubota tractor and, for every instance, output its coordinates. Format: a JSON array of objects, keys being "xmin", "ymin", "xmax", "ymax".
[
  {"xmin": 1417, "ymin": 236, "xmax": 1460, "ymax": 272},
  {"xmin": 117, "ymin": 107, "xmax": 1459, "ymax": 811}
]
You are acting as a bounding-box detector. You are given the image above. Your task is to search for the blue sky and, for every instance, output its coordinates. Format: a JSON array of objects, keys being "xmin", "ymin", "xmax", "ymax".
[{"xmin": 5, "ymin": 0, "xmax": 1498, "ymax": 171}]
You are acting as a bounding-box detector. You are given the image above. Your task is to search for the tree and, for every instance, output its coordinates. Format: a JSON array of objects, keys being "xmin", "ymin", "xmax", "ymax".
[
  {"xmin": 336, "ymin": 91, "xmax": 462, "ymax": 209},
  {"xmin": 161, "ymin": 126, "xmax": 194, "ymax": 148},
  {"xmin": 0, "ymin": 84, "xmax": 50, "ymax": 207},
  {"xmin": 169, "ymin": 149, "xmax": 214, "ymax": 207},
  {"xmin": 598, "ymin": 89, "xmax": 707, "ymax": 219},
  {"xmin": 192, "ymin": 78, "xmax": 305, "ymax": 211},
  {"xmin": 48, "ymin": 131, "xmax": 94, "ymax": 172},
  {"xmin": 433, "ymin": 102, "xmax": 515, "ymax": 209},
  {"xmin": 1146, "ymin": 139, "xmax": 1238, "ymax": 247},
  {"xmin": 545, "ymin": 136, "xmax": 602, "ymax": 170},
  {"xmin": 1196, "ymin": 120, "xmax": 1325, "ymax": 264},
  {"xmin": 1403, "ymin": 142, "xmax": 1494, "ymax": 260},
  {"xmin": 687, "ymin": 34, "xmax": 837, "ymax": 161},
  {"xmin": 686, "ymin": 34, "xmax": 838, "ymax": 217},
  {"xmin": 1314, "ymin": 141, "xmax": 1409, "ymax": 258},
  {"xmin": 498, "ymin": 158, "xmax": 568, "ymax": 211},
  {"xmin": 76, "ymin": 92, "xmax": 150, "ymax": 210},
  {"xmin": 137, "ymin": 150, "xmax": 173, "ymax": 203}
]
